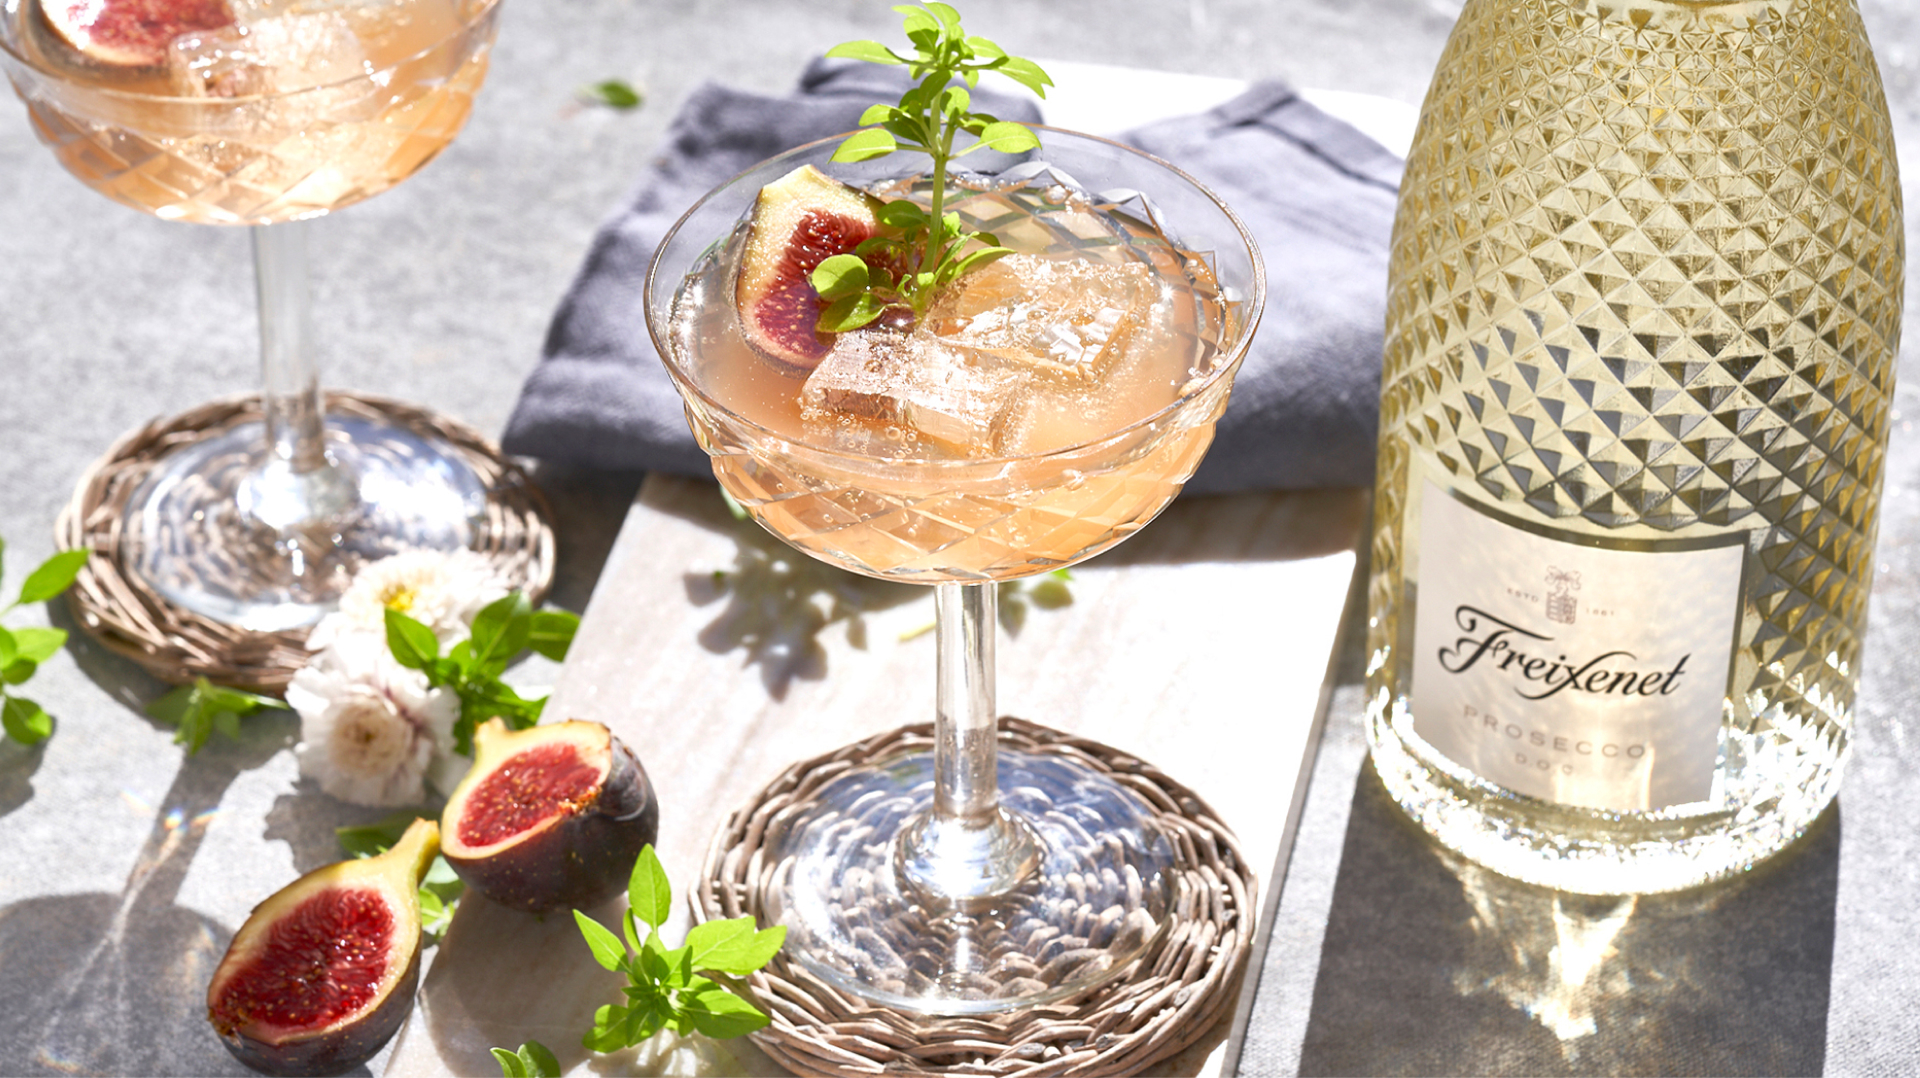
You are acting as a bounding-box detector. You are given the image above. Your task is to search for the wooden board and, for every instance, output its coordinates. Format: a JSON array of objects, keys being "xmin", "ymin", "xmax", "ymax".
[{"xmin": 385, "ymin": 473, "xmax": 1362, "ymax": 1076}]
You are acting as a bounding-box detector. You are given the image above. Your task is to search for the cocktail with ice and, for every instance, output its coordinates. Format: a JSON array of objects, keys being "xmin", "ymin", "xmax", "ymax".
[
  {"xmin": 648, "ymin": 12, "xmax": 1263, "ymax": 1013},
  {"xmin": 1, "ymin": 0, "xmax": 501, "ymax": 629}
]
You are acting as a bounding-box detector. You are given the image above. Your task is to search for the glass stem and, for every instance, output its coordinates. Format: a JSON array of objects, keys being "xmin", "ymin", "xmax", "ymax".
[
  {"xmin": 935, "ymin": 582, "xmax": 998, "ymax": 820},
  {"xmin": 241, "ymin": 221, "xmax": 357, "ymax": 536},
  {"xmin": 897, "ymin": 582, "xmax": 1039, "ymax": 903},
  {"xmin": 255, "ymin": 221, "xmax": 327, "ymax": 472}
]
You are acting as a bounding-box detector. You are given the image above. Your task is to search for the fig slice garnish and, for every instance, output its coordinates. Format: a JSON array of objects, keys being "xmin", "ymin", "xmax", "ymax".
[
  {"xmin": 439, "ymin": 719, "xmax": 659, "ymax": 914},
  {"xmin": 206, "ymin": 817, "xmax": 437, "ymax": 1078},
  {"xmin": 735, "ymin": 163, "xmax": 895, "ymax": 371},
  {"xmin": 36, "ymin": 0, "xmax": 235, "ymax": 67}
]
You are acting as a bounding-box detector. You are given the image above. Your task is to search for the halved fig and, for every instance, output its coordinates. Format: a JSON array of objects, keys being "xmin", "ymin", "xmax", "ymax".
[
  {"xmin": 206, "ymin": 817, "xmax": 438, "ymax": 1077},
  {"xmin": 36, "ymin": 0, "xmax": 234, "ymax": 67},
  {"xmin": 736, "ymin": 163, "xmax": 895, "ymax": 370},
  {"xmin": 440, "ymin": 719, "xmax": 659, "ymax": 913}
]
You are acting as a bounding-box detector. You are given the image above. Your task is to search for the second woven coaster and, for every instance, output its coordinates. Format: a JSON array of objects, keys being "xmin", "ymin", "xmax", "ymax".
[
  {"xmin": 55, "ymin": 391, "xmax": 556, "ymax": 694},
  {"xmin": 696, "ymin": 717, "xmax": 1258, "ymax": 1077}
]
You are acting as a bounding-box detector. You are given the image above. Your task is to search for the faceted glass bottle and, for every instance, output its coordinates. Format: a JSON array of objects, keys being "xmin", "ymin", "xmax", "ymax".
[{"xmin": 1367, "ymin": 0, "xmax": 1904, "ymax": 893}]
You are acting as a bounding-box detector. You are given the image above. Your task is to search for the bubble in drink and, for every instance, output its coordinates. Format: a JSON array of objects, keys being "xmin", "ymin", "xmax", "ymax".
[{"xmin": 168, "ymin": 11, "xmax": 364, "ymax": 97}]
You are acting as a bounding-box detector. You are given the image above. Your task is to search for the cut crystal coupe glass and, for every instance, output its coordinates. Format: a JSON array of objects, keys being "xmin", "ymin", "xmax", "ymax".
[
  {"xmin": 648, "ymin": 129, "xmax": 1264, "ymax": 1012},
  {"xmin": 0, "ymin": 0, "xmax": 502, "ymax": 630}
]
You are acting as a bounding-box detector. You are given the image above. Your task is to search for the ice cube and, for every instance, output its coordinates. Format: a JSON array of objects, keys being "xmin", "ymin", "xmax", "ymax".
[
  {"xmin": 926, "ymin": 254, "xmax": 1157, "ymax": 385},
  {"xmin": 802, "ymin": 331, "xmax": 1028, "ymax": 456},
  {"xmin": 169, "ymin": 12, "xmax": 365, "ymax": 98}
]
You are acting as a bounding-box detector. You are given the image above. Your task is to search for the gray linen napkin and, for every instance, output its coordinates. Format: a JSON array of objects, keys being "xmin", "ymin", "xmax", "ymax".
[{"xmin": 502, "ymin": 63, "xmax": 1400, "ymax": 493}]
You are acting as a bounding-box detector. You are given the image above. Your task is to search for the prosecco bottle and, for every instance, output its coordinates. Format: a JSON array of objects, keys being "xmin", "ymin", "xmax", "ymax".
[{"xmin": 1367, "ymin": 0, "xmax": 1904, "ymax": 893}]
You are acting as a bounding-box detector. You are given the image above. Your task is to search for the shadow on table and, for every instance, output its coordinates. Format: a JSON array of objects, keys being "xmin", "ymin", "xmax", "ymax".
[
  {"xmin": 644, "ymin": 476, "xmax": 1366, "ymax": 700},
  {"xmin": 1299, "ymin": 763, "xmax": 1838, "ymax": 1078},
  {"xmin": 0, "ymin": 726, "xmax": 368, "ymax": 1077}
]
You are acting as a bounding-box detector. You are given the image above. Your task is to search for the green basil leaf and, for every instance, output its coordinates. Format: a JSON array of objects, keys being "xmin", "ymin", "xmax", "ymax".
[
  {"xmin": 680, "ymin": 983, "xmax": 771, "ymax": 1040},
  {"xmin": 469, "ymin": 591, "xmax": 532, "ymax": 671},
  {"xmin": 385, "ymin": 609, "xmax": 440, "ymax": 669},
  {"xmin": 143, "ymin": 684, "xmax": 196, "ymax": 728},
  {"xmin": 581, "ymin": 79, "xmax": 642, "ymax": 109},
  {"xmin": 583, "ymin": 1004, "xmax": 628, "ymax": 1053},
  {"xmin": 2, "ymin": 695, "xmax": 51, "ymax": 745},
  {"xmin": 939, "ymin": 85, "xmax": 970, "ymax": 119},
  {"xmin": 17, "ymin": 549, "xmax": 88, "ymax": 605},
  {"xmin": 9, "ymin": 627, "xmax": 65, "ymax": 664},
  {"xmin": 810, "ymin": 253, "xmax": 870, "ymax": 301},
  {"xmin": 519, "ymin": 1041, "xmax": 560, "ymax": 1078},
  {"xmin": 831, "ymin": 127, "xmax": 898, "ymax": 163},
  {"xmin": 922, "ymin": 1, "xmax": 961, "ymax": 28},
  {"xmin": 825, "ymin": 40, "xmax": 902, "ymax": 65},
  {"xmin": 490, "ymin": 1047, "xmax": 526, "ymax": 1078},
  {"xmin": 335, "ymin": 811, "xmax": 430, "ymax": 858},
  {"xmin": 875, "ymin": 200, "xmax": 928, "ymax": 230},
  {"xmin": 817, "ymin": 292, "xmax": 889, "ymax": 334},
  {"xmin": 2, "ymin": 659, "xmax": 34, "ymax": 686},
  {"xmin": 574, "ymin": 910, "xmax": 628, "ymax": 972},
  {"xmin": 972, "ymin": 121, "xmax": 1041, "ymax": 154},
  {"xmin": 628, "ymin": 845, "xmax": 672, "ymax": 930},
  {"xmin": 964, "ymin": 35, "xmax": 1005, "ymax": 60},
  {"xmin": 687, "ymin": 918, "xmax": 786, "ymax": 976},
  {"xmin": 0, "ymin": 627, "xmax": 13, "ymax": 668},
  {"xmin": 991, "ymin": 55, "xmax": 1053, "ymax": 99}
]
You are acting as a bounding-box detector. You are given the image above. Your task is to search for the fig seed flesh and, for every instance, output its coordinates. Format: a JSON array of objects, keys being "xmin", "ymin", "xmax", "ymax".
[{"xmin": 459, "ymin": 742, "xmax": 602, "ymax": 847}]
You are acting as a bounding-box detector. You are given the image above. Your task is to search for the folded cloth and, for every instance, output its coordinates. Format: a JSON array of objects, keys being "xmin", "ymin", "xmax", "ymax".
[{"xmin": 503, "ymin": 62, "xmax": 1400, "ymax": 493}]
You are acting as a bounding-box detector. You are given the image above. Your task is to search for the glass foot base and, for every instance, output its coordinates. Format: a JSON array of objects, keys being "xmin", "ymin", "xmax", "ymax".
[
  {"xmin": 762, "ymin": 748, "xmax": 1176, "ymax": 1015},
  {"xmin": 125, "ymin": 414, "xmax": 488, "ymax": 632}
]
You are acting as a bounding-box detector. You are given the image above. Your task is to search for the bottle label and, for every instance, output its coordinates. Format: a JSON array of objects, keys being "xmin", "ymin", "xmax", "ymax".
[{"xmin": 1409, "ymin": 482, "xmax": 1744, "ymax": 812}]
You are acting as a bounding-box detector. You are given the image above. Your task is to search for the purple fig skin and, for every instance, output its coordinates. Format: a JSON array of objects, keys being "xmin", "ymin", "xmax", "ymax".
[
  {"xmin": 443, "ymin": 724, "xmax": 660, "ymax": 914},
  {"xmin": 214, "ymin": 949, "xmax": 418, "ymax": 1078}
]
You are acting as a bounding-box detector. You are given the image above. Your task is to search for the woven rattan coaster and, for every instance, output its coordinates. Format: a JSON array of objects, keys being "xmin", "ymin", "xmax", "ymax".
[
  {"xmin": 55, "ymin": 391, "xmax": 556, "ymax": 694},
  {"xmin": 696, "ymin": 717, "xmax": 1258, "ymax": 1077}
]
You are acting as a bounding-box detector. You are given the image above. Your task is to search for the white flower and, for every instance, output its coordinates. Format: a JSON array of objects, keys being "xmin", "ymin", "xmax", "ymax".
[
  {"xmin": 306, "ymin": 548, "xmax": 509, "ymax": 652},
  {"xmin": 289, "ymin": 633, "xmax": 458, "ymax": 807}
]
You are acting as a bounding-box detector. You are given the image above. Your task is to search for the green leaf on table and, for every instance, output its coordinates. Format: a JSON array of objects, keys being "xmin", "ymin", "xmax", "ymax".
[
  {"xmin": 386, "ymin": 608, "xmax": 441, "ymax": 670},
  {"xmin": 492, "ymin": 1040, "xmax": 560, "ymax": 1078},
  {"xmin": 9, "ymin": 627, "xmax": 66, "ymax": 664},
  {"xmin": 680, "ymin": 982, "xmax": 770, "ymax": 1039},
  {"xmin": 580, "ymin": 79, "xmax": 643, "ymax": 109},
  {"xmin": 469, "ymin": 592, "xmax": 532, "ymax": 674},
  {"xmin": 2, "ymin": 696, "xmax": 51, "ymax": 745},
  {"xmin": 528, "ymin": 610, "xmax": 580, "ymax": 662},
  {"xmin": 337, "ymin": 811, "xmax": 433, "ymax": 858},
  {"xmin": 687, "ymin": 917, "xmax": 788, "ymax": 977},
  {"xmin": 16, "ymin": 549, "xmax": 88, "ymax": 606},
  {"xmin": 145, "ymin": 677, "xmax": 279, "ymax": 755},
  {"xmin": 627, "ymin": 844, "xmax": 672, "ymax": 930},
  {"xmin": 575, "ymin": 909, "xmax": 628, "ymax": 973}
]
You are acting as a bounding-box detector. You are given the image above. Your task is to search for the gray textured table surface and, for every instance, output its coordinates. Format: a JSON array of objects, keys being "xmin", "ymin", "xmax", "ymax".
[{"xmin": 2, "ymin": 0, "xmax": 1917, "ymax": 1075}]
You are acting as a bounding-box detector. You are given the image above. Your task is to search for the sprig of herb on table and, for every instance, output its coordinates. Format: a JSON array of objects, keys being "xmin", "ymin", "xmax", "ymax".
[
  {"xmin": 145, "ymin": 678, "xmax": 282, "ymax": 755},
  {"xmin": 573, "ymin": 845, "xmax": 786, "ymax": 1050},
  {"xmin": 384, "ymin": 592, "xmax": 581, "ymax": 756},
  {"xmin": 336, "ymin": 811, "xmax": 467, "ymax": 942},
  {"xmin": 492, "ymin": 1041, "xmax": 561, "ymax": 1078},
  {"xmin": 0, "ymin": 539, "xmax": 89, "ymax": 746},
  {"xmin": 810, "ymin": 2, "xmax": 1052, "ymax": 332}
]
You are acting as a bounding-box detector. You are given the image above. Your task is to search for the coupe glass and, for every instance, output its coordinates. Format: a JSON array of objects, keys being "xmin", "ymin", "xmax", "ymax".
[
  {"xmin": 0, "ymin": 0, "xmax": 501, "ymax": 630},
  {"xmin": 648, "ymin": 129, "xmax": 1264, "ymax": 1013}
]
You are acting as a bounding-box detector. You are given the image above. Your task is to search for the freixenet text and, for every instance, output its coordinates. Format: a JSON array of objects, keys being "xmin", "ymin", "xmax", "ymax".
[{"xmin": 1437, "ymin": 605, "xmax": 1690, "ymax": 701}]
